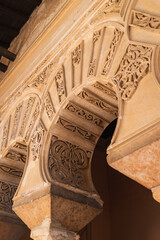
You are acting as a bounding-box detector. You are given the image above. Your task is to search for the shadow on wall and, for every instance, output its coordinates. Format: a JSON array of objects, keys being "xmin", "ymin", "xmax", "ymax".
[{"xmin": 90, "ymin": 119, "xmax": 160, "ymax": 240}]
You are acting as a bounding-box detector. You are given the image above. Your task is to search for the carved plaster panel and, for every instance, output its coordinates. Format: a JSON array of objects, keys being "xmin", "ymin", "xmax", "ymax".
[
  {"xmin": 25, "ymin": 102, "xmax": 40, "ymax": 141},
  {"xmin": 78, "ymin": 90, "xmax": 118, "ymax": 116},
  {"xmin": 65, "ymin": 102, "xmax": 105, "ymax": 128},
  {"xmin": 19, "ymin": 97, "xmax": 36, "ymax": 137},
  {"xmin": 48, "ymin": 135, "xmax": 91, "ymax": 190},
  {"xmin": 30, "ymin": 121, "xmax": 45, "ymax": 161},
  {"xmin": 44, "ymin": 92, "xmax": 55, "ymax": 120},
  {"xmin": 101, "ymin": 28, "xmax": 123, "ymax": 76},
  {"xmin": 0, "ymin": 165, "xmax": 23, "ymax": 178},
  {"xmin": 71, "ymin": 42, "xmax": 83, "ymax": 88},
  {"xmin": 11, "ymin": 103, "xmax": 23, "ymax": 140},
  {"xmin": 88, "ymin": 29, "xmax": 104, "ymax": 77},
  {"xmin": 112, "ymin": 44, "xmax": 152, "ymax": 100},
  {"xmin": 57, "ymin": 117, "xmax": 97, "ymax": 143},
  {"xmin": 0, "ymin": 180, "xmax": 17, "ymax": 213},
  {"xmin": 131, "ymin": 10, "xmax": 160, "ymax": 32},
  {"xmin": 92, "ymin": 82, "xmax": 118, "ymax": 100},
  {"xmin": 55, "ymin": 66, "xmax": 67, "ymax": 103}
]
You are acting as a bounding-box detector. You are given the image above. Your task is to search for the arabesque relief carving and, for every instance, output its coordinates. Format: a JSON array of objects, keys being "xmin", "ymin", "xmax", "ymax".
[
  {"xmin": 25, "ymin": 102, "xmax": 40, "ymax": 141},
  {"xmin": 55, "ymin": 67, "xmax": 67, "ymax": 103},
  {"xmin": 71, "ymin": 43, "xmax": 83, "ymax": 88},
  {"xmin": 31, "ymin": 121, "xmax": 45, "ymax": 161},
  {"xmin": 6, "ymin": 150, "xmax": 26, "ymax": 163},
  {"xmin": 0, "ymin": 180, "xmax": 17, "ymax": 213},
  {"xmin": 0, "ymin": 165, "xmax": 23, "ymax": 178},
  {"xmin": 88, "ymin": 29, "xmax": 103, "ymax": 77},
  {"xmin": 112, "ymin": 44, "xmax": 152, "ymax": 100},
  {"xmin": 19, "ymin": 97, "xmax": 35, "ymax": 137},
  {"xmin": 57, "ymin": 117, "xmax": 97, "ymax": 143},
  {"xmin": 1, "ymin": 117, "xmax": 10, "ymax": 150},
  {"xmin": 131, "ymin": 10, "xmax": 160, "ymax": 32},
  {"xmin": 91, "ymin": 0, "xmax": 122, "ymax": 24},
  {"xmin": 92, "ymin": 82, "xmax": 118, "ymax": 100},
  {"xmin": 102, "ymin": 28, "xmax": 123, "ymax": 76},
  {"xmin": 48, "ymin": 135, "xmax": 91, "ymax": 190},
  {"xmin": 65, "ymin": 102, "xmax": 104, "ymax": 128},
  {"xmin": 11, "ymin": 103, "xmax": 23, "ymax": 140},
  {"xmin": 78, "ymin": 90, "xmax": 118, "ymax": 116},
  {"xmin": 30, "ymin": 63, "xmax": 53, "ymax": 88},
  {"xmin": 44, "ymin": 92, "xmax": 55, "ymax": 120}
]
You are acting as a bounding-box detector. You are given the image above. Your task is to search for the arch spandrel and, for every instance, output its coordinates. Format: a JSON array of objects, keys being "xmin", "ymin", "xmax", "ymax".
[{"xmin": 0, "ymin": 0, "xmax": 159, "ymax": 239}]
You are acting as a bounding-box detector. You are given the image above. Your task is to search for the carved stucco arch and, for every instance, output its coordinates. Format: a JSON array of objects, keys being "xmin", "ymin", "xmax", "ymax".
[{"xmin": 9, "ymin": 0, "xmax": 160, "ymax": 238}]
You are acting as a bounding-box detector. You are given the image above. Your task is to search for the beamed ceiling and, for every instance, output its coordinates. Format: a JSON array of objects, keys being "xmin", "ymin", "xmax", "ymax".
[{"xmin": 0, "ymin": 0, "xmax": 42, "ymax": 72}]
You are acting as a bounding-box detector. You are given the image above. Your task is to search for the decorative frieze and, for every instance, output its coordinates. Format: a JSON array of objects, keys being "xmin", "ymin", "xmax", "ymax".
[
  {"xmin": 92, "ymin": 82, "xmax": 118, "ymax": 100},
  {"xmin": 112, "ymin": 44, "xmax": 152, "ymax": 100},
  {"xmin": 0, "ymin": 165, "xmax": 23, "ymax": 178},
  {"xmin": 11, "ymin": 103, "xmax": 23, "ymax": 140},
  {"xmin": 19, "ymin": 97, "xmax": 35, "ymax": 137},
  {"xmin": 131, "ymin": 10, "xmax": 160, "ymax": 32},
  {"xmin": 55, "ymin": 67, "xmax": 67, "ymax": 103},
  {"xmin": 57, "ymin": 117, "xmax": 97, "ymax": 143},
  {"xmin": 71, "ymin": 43, "xmax": 83, "ymax": 88},
  {"xmin": 91, "ymin": 0, "xmax": 122, "ymax": 24},
  {"xmin": 31, "ymin": 63, "xmax": 53, "ymax": 88},
  {"xmin": 88, "ymin": 29, "xmax": 104, "ymax": 77},
  {"xmin": 25, "ymin": 102, "xmax": 40, "ymax": 141},
  {"xmin": 44, "ymin": 92, "xmax": 55, "ymax": 120},
  {"xmin": 0, "ymin": 180, "xmax": 17, "ymax": 213},
  {"xmin": 5, "ymin": 150, "xmax": 26, "ymax": 163},
  {"xmin": 65, "ymin": 102, "xmax": 104, "ymax": 128},
  {"xmin": 78, "ymin": 90, "xmax": 118, "ymax": 116},
  {"xmin": 48, "ymin": 135, "xmax": 91, "ymax": 190},
  {"xmin": 1, "ymin": 116, "xmax": 10, "ymax": 150},
  {"xmin": 30, "ymin": 121, "xmax": 45, "ymax": 161},
  {"xmin": 102, "ymin": 28, "xmax": 123, "ymax": 76}
]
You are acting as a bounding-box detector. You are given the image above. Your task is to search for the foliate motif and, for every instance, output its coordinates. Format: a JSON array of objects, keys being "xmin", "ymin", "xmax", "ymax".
[
  {"xmin": 88, "ymin": 29, "xmax": 103, "ymax": 77},
  {"xmin": 13, "ymin": 142, "xmax": 27, "ymax": 152},
  {"xmin": 31, "ymin": 122, "xmax": 45, "ymax": 161},
  {"xmin": 0, "ymin": 181, "xmax": 17, "ymax": 213},
  {"xmin": 25, "ymin": 102, "xmax": 40, "ymax": 141},
  {"xmin": 65, "ymin": 102, "xmax": 104, "ymax": 128},
  {"xmin": 102, "ymin": 28, "xmax": 123, "ymax": 76},
  {"xmin": 44, "ymin": 92, "xmax": 55, "ymax": 120},
  {"xmin": 5, "ymin": 150, "xmax": 26, "ymax": 163},
  {"xmin": 131, "ymin": 11, "xmax": 160, "ymax": 31},
  {"xmin": 1, "ymin": 117, "xmax": 10, "ymax": 149},
  {"xmin": 11, "ymin": 103, "xmax": 23, "ymax": 140},
  {"xmin": 31, "ymin": 63, "xmax": 53, "ymax": 88},
  {"xmin": 92, "ymin": 82, "xmax": 118, "ymax": 100},
  {"xmin": 0, "ymin": 165, "xmax": 23, "ymax": 178},
  {"xmin": 78, "ymin": 90, "xmax": 118, "ymax": 117},
  {"xmin": 57, "ymin": 117, "xmax": 97, "ymax": 143},
  {"xmin": 90, "ymin": 0, "xmax": 122, "ymax": 24},
  {"xmin": 93, "ymin": 30, "xmax": 102, "ymax": 43},
  {"xmin": 19, "ymin": 97, "xmax": 35, "ymax": 137},
  {"xmin": 112, "ymin": 44, "xmax": 152, "ymax": 100},
  {"xmin": 72, "ymin": 44, "xmax": 82, "ymax": 66},
  {"xmin": 55, "ymin": 67, "xmax": 66, "ymax": 103},
  {"xmin": 48, "ymin": 135, "xmax": 91, "ymax": 189}
]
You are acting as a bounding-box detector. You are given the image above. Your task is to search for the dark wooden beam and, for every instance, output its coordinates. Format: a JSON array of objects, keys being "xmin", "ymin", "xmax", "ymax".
[
  {"xmin": 0, "ymin": 62, "xmax": 7, "ymax": 72},
  {"xmin": 0, "ymin": 46, "xmax": 16, "ymax": 61},
  {"xmin": 0, "ymin": 4, "xmax": 27, "ymax": 23},
  {"xmin": 0, "ymin": 25, "xmax": 18, "ymax": 38}
]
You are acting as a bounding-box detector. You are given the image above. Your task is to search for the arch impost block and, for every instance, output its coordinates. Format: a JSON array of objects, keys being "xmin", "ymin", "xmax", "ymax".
[
  {"xmin": 13, "ymin": 182, "xmax": 102, "ymax": 234},
  {"xmin": 108, "ymin": 133, "xmax": 160, "ymax": 190}
]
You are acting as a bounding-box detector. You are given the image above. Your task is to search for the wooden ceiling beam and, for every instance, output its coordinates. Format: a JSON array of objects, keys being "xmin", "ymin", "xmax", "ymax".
[
  {"xmin": 0, "ymin": 46, "xmax": 16, "ymax": 61},
  {"xmin": 0, "ymin": 62, "xmax": 8, "ymax": 72},
  {"xmin": 0, "ymin": 25, "xmax": 19, "ymax": 38},
  {"xmin": 0, "ymin": 4, "xmax": 28, "ymax": 23}
]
